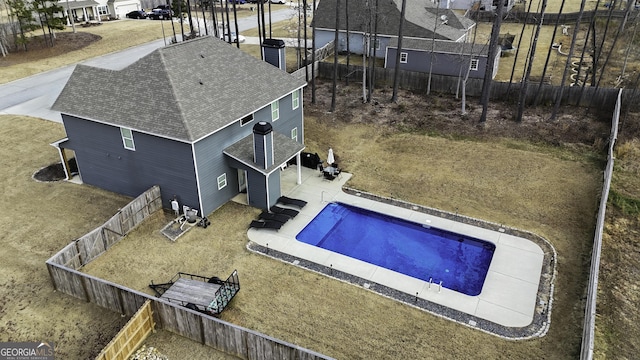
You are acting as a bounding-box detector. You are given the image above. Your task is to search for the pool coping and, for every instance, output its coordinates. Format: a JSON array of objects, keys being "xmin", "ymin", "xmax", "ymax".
[{"xmin": 246, "ymin": 168, "xmax": 557, "ymax": 340}]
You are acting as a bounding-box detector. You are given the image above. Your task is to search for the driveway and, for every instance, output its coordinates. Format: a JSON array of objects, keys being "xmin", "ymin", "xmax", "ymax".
[{"xmin": 0, "ymin": 8, "xmax": 300, "ymax": 123}]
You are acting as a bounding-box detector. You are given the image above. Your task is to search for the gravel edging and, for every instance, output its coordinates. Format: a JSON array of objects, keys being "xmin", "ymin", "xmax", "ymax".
[{"xmin": 247, "ymin": 187, "xmax": 557, "ymax": 340}]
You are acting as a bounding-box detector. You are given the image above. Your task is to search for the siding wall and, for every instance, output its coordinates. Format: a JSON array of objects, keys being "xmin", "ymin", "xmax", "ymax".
[
  {"xmin": 62, "ymin": 115, "xmax": 199, "ymax": 210},
  {"xmin": 386, "ymin": 48, "xmax": 489, "ymax": 79},
  {"xmin": 194, "ymin": 90, "xmax": 304, "ymax": 215}
]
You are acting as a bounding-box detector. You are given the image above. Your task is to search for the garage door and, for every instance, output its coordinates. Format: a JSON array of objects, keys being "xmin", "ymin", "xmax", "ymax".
[{"xmin": 116, "ymin": 3, "xmax": 139, "ymax": 19}]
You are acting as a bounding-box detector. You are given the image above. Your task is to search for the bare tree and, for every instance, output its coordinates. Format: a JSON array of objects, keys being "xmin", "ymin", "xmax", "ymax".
[
  {"xmin": 515, "ymin": 0, "xmax": 546, "ymax": 122},
  {"xmin": 479, "ymin": 0, "xmax": 505, "ymax": 123},
  {"xmin": 534, "ymin": 0, "xmax": 568, "ymax": 105},
  {"xmin": 345, "ymin": 0, "xmax": 350, "ymax": 85},
  {"xmin": 507, "ymin": 0, "xmax": 535, "ymax": 95},
  {"xmin": 367, "ymin": 0, "xmax": 379, "ymax": 102},
  {"xmin": 426, "ymin": 0, "xmax": 441, "ymax": 95},
  {"xmin": 311, "ymin": 0, "xmax": 317, "ymax": 103},
  {"xmin": 551, "ymin": 0, "xmax": 587, "ymax": 120},
  {"xmin": 595, "ymin": 0, "xmax": 632, "ymax": 88},
  {"xmin": 390, "ymin": 0, "xmax": 407, "ymax": 102},
  {"xmin": 330, "ymin": 0, "xmax": 340, "ymax": 112}
]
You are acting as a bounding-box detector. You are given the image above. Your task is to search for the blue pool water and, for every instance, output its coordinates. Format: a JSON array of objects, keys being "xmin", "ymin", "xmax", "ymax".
[{"xmin": 296, "ymin": 203, "xmax": 495, "ymax": 296}]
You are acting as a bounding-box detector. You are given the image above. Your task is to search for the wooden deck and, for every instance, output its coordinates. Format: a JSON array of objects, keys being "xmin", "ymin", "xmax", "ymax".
[{"xmin": 160, "ymin": 278, "xmax": 221, "ymax": 307}]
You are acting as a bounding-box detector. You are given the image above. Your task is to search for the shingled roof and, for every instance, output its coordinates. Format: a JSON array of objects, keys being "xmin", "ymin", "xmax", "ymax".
[
  {"xmin": 313, "ymin": 0, "xmax": 475, "ymax": 41},
  {"xmin": 52, "ymin": 36, "xmax": 307, "ymax": 143}
]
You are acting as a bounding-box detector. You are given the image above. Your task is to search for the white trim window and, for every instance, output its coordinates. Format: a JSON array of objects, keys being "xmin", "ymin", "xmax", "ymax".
[
  {"xmin": 217, "ymin": 173, "xmax": 227, "ymax": 190},
  {"xmin": 291, "ymin": 127, "xmax": 298, "ymax": 141},
  {"xmin": 97, "ymin": 5, "xmax": 109, "ymax": 15},
  {"xmin": 400, "ymin": 52, "xmax": 408, "ymax": 64},
  {"xmin": 470, "ymin": 58, "xmax": 479, "ymax": 71},
  {"xmin": 292, "ymin": 90, "xmax": 299, "ymax": 110},
  {"xmin": 271, "ymin": 100, "xmax": 279, "ymax": 121},
  {"xmin": 120, "ymin": 127, "xmax": 135, "ymax": 150}
]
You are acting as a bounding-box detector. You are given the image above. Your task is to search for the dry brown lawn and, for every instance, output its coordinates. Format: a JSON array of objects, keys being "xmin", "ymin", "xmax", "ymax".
[
  {"xmin": 77, "ymin": 81, "xmax": 604, "ymax": 359},
  {"xmin": 0, "ymin": 9, "xmax": 638, "ymax": 360}
]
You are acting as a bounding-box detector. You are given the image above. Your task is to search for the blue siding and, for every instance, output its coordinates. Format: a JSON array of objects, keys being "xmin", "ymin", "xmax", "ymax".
[
  {"xmin": 386, "ymin": 48, "xmax": 489, "ymax": 79},
  {"xmin": 195, "ymin": 90, "xmax": 304, "ymax": 215},
  {"xmin": 61, "ymin": 115, "xmax": 199, "ymax": 210}
]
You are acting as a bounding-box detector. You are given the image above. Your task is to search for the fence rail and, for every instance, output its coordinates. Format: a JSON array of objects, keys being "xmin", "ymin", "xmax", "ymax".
[
  {"xmin": 46, "ymin": 186, "xmax": 333, "ymax": 360},
  {"xmin": 579, "ymin": 89, "xmax": 621, "ymax": 360}
]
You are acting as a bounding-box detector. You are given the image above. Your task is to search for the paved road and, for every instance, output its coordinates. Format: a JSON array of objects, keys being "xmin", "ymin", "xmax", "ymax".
[{"xmin": 0, "ymin": 8, "xmax": 299, "ymax": 123}]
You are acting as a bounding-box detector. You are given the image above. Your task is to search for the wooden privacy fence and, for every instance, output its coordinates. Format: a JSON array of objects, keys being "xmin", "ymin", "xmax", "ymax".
[
  {"xmin": 472, "ymin": 9, "xmax": 638, "ymax": 24},
  {"xmin": 45, "ymin": 186, "xmax": 333, "ymax": 360},
  {"xmin": 579, "ymin": 89, "xmax": 621, "ymax": 360},
  {"xmin": 317, "ymin": 62, "xmax": 635, "ymax": 113},
  {"xmin": 96, "ymin": 300, "xmax": 156, "ymax": 360}
]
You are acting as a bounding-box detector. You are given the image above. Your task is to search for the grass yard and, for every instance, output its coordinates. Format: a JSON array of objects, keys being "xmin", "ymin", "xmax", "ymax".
[
  {"xmin": 1, "ymin": 7, "xmax": 638, "ymax": 359},
  {"xmin": 79, "ymin": 83, "xmax": 603, "ymax": 359}
]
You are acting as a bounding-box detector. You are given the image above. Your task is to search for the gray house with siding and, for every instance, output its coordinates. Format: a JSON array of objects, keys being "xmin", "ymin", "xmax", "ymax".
[
  {"xmin": 384, "ymin": 38, "xmax": 499, "ymax": 79},
  {"xmin": 313, "ymin": 0, "xmax": 475, "ymax": 58},
  {"xmin": 52, "ymin": 36, "xmax": 307, "ymax": 216}
]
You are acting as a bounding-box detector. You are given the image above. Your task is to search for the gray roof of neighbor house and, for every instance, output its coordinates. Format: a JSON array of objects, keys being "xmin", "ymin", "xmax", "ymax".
[
  {"xmin": 314, "ymin": 0, "xmax": 475, "ymax": 41},
  {"xmin": 388, "ymin": 38, "xmax": 490, "ymax": 56},
  {"xmin": 52, "ymin": 36, "xmax": 307, "ymax": 143}
]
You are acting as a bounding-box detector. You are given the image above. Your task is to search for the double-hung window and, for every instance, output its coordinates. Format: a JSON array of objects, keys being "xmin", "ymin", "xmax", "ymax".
[
  {"xmin": 120, "ymin": 127, "xmax": 135, "ymax": 150},
  {"xmin": 292, "ymin": 91, "xmax": 299, "ymax": 110},
  {"xmin": 400, "ymin": 52, "xmax": 408, "ymax": 64},
  {"xmin": 271, "ymin": 101, "xmax": 279, "ymax": 121},
  {"xmin": 217, "ymin": 173, "xmax": 227, "ymax": 190}
]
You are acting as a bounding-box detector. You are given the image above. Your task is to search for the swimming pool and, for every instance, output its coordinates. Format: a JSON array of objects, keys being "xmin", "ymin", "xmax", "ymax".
[{"xmin": 296, "ymin": 202, "xmax": 496, "ymax": 296}]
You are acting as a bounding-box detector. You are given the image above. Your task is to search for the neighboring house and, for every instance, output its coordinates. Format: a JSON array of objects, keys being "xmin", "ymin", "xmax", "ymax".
[
  {"xmin": 447, "ymin": 0, "xmax": 515, "ymax": 11},
  {"xmin": 58, "ymin": 0, "xmax": 143, "ymax": 21},
  {"xmin": 313, "ymin": 0, "xmax": 475, "ymax": 58},
  {"xmin": 52, "ymin": 36, "xmax": 307, "ymax": 216},
  {"xmin": 385, "ymin": 38, "xmax": 500, "ymax": 79}
]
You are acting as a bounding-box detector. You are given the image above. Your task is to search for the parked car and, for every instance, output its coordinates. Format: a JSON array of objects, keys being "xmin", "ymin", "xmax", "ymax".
[
  {"xmin": 220, "ymin": 32, "xmax": 246, "ymax": 43},
  {"xmin": 125, "ymin": 10, "xmax": 147, "ymax": 19},
  {"xmin": 270, "ymin": 0, "xmax": 286, "ymax": 3},
  {"xmin": 148, "ymin": 8, "xmax": 172, "ymax": 20}
]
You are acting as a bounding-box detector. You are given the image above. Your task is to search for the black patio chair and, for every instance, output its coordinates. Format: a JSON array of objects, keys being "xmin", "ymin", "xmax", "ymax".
[
  {"xmin": 277, "ymin": 196, "xmax": 307, "ymax": 208},
  {"xmin": 249, "ymin": 220, "xmax": 283, "ymax": 230},
  {"xmin": 270, "ymin": 205, "xmax": 299, "ymax": 218}
]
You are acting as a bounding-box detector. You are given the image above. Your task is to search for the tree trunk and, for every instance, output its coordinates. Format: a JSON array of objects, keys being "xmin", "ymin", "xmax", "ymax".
[
  {"xmin": 311, "ymin": 0, "xmax": 316, "ymax": 103},
  {"xmin": 551, "ymin": 0, "xmax": 587, "ymax": 120},
  {"xmin": 391, "ymin": 0, "xmax": 406, "ymax": 102},
  {"xmin": 345, "ymin": 0, "xmax": 350, "ymax": 85},
  {"xmin": 479, "ymin": 0, "xmax": 505, "ymax": 123},
  {"xmin": 595, "ymin": 0, "xmax": 631, "ymax": 88},
  {"xmin": 534, "ymin": 0, "xmax": 567, "ymax": 105},
  {"xmin": 426, "ymin": 0, "xmax": 440, "ymax": 95},
  {"xmin": 507, "ymin": 0, "xmax": 535, "ymax": 95},
  {"xmin": 330, "ymin": 0, "xmax": 340, "ymax": 112},
  {"xmin": 515, "ymin": 0, "xmax": 546, "ymax": 123}
]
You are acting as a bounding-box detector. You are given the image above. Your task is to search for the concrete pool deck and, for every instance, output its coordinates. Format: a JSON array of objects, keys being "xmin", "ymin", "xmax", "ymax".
[{"xmin": 246, "ymin": 165, "xmax": 554, "ymax": 338}]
